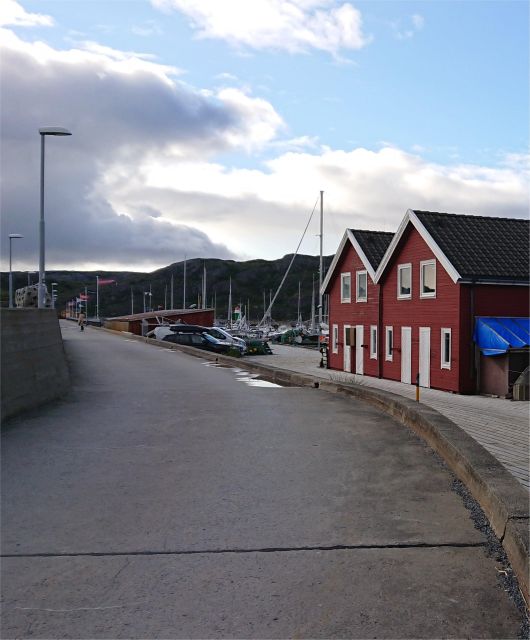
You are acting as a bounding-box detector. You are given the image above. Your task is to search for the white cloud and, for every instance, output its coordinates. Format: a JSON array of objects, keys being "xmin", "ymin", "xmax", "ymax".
[
  {"xmin": 393, "ymin": 13, "xmax": 425, "ymax": 40},
  {"xmin": 131, "ymin": 21, "xmax": 163, "ymax": 37},
  {"xmin": 109, "ymin": 146, "xmax": 529, "ymax": 260},
  {"xmin": 0, "ymin": 0, "xmax": 54, "ymax": 27},
  {"xmin": 216, "ymin": 87, "xmax": 285, "ymax": 150},
  {"xmin": 0, "ymin": 28, "xmax": 284, "ymax": 269},
  {"xmin": 151, "ymin": 0, "xmax": 371, "ymax": 56},
  {"xmin": 1, "ymin": 22, "xmax": 526, "ymax": 271}
]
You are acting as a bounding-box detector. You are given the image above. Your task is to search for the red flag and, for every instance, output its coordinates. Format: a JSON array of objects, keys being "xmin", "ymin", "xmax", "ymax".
[{"xmin": 98, "ymin": 278, "xmax": 116, "ymax": 286}]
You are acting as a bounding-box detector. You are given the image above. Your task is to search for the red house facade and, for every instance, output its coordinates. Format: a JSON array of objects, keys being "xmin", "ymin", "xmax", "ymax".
[{"xmin": 323, "ymin": 210, "xmax": 529, "ymax": 394}]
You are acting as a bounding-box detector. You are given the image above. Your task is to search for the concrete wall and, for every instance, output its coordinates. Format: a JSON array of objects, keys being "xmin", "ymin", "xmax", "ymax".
[{"xmin": 1, "ymin": 309, "xmax": 70, "ymax": 422}]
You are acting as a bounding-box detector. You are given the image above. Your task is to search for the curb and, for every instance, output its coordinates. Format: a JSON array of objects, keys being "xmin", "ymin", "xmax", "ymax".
[{"xmin": 100, "ymin": 327, "xmax": 530, "ymax": 604}]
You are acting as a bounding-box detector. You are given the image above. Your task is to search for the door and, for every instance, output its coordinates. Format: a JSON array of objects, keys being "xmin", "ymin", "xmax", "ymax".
[
  {"xmin": 419, "ymin": 327, "xmax": 431, "ymax": 388},
  {"xmin": 401, "ymin": 327, "xmax": 412, "ymax": 384},
  {"xmin": 343, "ymin": 325, "xmax": 351, "ymax": 372},
  {"xmin": 355, "ymin": 325, "xmax": 364, "ymax": 375}
]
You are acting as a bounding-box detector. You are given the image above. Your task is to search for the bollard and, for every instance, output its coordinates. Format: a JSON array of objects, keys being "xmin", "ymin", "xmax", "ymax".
[{"xmin": 415, "ymin": 373, "xmax": 420, "ymax": 402}]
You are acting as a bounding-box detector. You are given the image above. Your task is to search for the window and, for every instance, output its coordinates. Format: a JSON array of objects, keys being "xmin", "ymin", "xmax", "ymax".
[
  {"xmin": 370, "ymin": 325, "xmax": 377, "ymax": 359},
  {"xmin": 397, "ymin": 264, "xmax": 412, "ymax": 299},
  {"xmin": 332, "ymin": 324, "xmax": 339, "ymax": 354},
  {"xmin": 356, "ymin": 270, "xmax": 368, "ymax": 302},
  {"xmin": 385, "ymin": 326, "xmax": 393, "ymax": 361},
  {"xmin": 341, "ymin": 273, "xmax": 351, "ymax": 303},
  {"xmin": 420, "ymin": 260, "xmax": 436, "ymax": 298},
  {"xmin": 441, "ymin": 328, "xmax": 451, "ymax": 369}
]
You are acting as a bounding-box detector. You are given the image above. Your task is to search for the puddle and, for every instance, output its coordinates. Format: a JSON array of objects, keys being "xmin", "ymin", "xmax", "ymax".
[
  {"xmin": 202, "ymin": 362, "xmax": 283, "ymax": 388},
  {"xmin": 238, "ymin": 378, "xmax": 282, "ymax": 388}
]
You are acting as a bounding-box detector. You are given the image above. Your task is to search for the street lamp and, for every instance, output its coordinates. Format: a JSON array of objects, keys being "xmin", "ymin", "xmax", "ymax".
[
  {"xmin": 38, "ymin": 127, "xmax": 72, "ymax": 309},
  {"xmin": 51, "ymin": 282, "xmax": 58, "ymax": 309},
  {"xmin": 8, "ymin": 233, "xmax": 23, "ymax": 308}
]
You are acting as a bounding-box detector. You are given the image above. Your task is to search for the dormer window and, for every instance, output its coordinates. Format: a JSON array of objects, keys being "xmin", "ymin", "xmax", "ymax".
[
  {"xmin": 341, "ymin": 273, "xmax": 351, "ymax": 303},
  {"xmin": 356, "ymin": 270, "xmax": 367, "ymax": 302},
  {"xmin": 397, "ymin": 264, "xmax": 412, "ymax": 299},
  {"xmin": 420, "ymin": 260, "xmax": 436, "ymax": 298}
]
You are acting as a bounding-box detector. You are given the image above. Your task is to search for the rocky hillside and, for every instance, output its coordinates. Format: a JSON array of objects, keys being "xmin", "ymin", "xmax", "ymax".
[{"xmin": 2, "ymin": 254, "xmax": 333, "ymax": 323}]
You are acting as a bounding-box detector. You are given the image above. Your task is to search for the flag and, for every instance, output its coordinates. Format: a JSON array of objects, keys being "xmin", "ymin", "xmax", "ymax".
[{"xmin": 98, "ymin": 278, "xmax": 116, "ymax": 286}]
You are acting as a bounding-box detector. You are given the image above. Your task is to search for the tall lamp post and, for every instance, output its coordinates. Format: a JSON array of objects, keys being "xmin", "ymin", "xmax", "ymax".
[
  {"xmin": 9, "ymin": 233, "xmax": 23, "ymax": 308},
  {"xmin": 38, "ymin": 127, "xmax": 72, "ymax": 308}
]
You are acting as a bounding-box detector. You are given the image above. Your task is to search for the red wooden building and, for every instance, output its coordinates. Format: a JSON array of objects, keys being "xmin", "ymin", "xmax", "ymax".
[{"xmin": 323, "ymin": 210, "xmax": 529, "ymax": 394}]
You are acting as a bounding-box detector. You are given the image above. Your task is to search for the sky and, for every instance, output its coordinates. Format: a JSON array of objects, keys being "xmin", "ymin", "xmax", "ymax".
[{"xmin": 1, "ymin": 0, "xmax": 528, "ymax": 272}]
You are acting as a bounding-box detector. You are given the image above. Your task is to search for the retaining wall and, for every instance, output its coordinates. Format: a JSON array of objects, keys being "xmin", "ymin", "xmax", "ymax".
[{"xmin": 1, "ymin": 309, "xmax": 70, "ymax": 422}]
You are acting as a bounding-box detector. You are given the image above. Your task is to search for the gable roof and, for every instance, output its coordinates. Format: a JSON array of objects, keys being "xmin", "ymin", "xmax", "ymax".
[
  {"xmin": 375, "ymin": 210, "xmax": 530, "ymax": 285},
  {"xmin": 322, "ymin": 228, "xmax": 393, "ymax": 293}
]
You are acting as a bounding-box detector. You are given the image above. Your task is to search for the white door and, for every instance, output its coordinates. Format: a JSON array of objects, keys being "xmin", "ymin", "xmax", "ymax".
[
  {"xmin": 401, "ymin": 327, "xmax": 412, "ymax": 384},
  {"xmin": 419, "ymin": 327, "xmax": 431, "ymax": 388},
  {"xmin": 343, "ymin": 325, "xmax": 351, "ymax": 372},
  {"xmin": 355, "ymin": 325, "xmax": 364, "ymax": 375}
]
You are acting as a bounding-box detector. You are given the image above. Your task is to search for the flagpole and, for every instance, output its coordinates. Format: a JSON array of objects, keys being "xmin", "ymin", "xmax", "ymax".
[{"xmin": 96, "ymin": 276, "xmax": 99, "ymax": 321}]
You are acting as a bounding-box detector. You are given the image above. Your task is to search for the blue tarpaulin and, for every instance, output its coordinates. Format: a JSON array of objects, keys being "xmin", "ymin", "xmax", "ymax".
[{"xmin": 473, "ymin": 317, "xmax": 530, "ymax": 356}]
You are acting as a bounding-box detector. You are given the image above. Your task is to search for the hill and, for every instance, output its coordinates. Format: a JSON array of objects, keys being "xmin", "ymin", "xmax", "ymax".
[{"xmin": 2, "ymin": 254, "xmax": 334, "ymax": 323}]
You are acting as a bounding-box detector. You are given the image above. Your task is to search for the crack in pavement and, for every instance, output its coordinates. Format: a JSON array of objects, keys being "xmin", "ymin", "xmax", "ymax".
[{"xmin": 2, "ymin": 541, "xmax": 486, "ymax": 558}]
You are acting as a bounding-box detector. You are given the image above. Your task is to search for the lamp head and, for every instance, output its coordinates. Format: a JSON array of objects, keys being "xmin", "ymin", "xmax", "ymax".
[
  {"xmin": 9, "ymin": 234, "xmax": 23, "ymax": 239},
  {"xmin": 39, "ymin": 127, "xmax": 72, "ymax": 136}
]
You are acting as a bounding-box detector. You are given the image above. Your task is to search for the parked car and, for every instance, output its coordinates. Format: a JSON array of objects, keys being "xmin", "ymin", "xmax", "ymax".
[
  {"xmin": 149, "ymin": 324, "xmax": 247, "ymax": 353},
  {"xmin": 205, "ymin": 327, "xmax": 247, "ymax": 352}
]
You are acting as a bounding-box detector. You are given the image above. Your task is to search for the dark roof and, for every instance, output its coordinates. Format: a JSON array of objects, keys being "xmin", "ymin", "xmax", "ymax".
[
  {"xmin": 350, "ymin": 229, "xmax": 394, "ymax": 271},
  {"xmin": 413, "ymin": 211, "xmax": 530, "ymax": 283}
]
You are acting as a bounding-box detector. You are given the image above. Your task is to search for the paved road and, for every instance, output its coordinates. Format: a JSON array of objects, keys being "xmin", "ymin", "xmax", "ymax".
[
  {"xmin": 1, "ymin": 324, "xmax": 523, "ymax": 638},
  {"xmin": 246, "ymin": 344, "xmax": 530, "ymax": 489}
]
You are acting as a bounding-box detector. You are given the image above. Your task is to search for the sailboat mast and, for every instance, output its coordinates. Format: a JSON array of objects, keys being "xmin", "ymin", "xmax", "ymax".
[
  {"xmin": 202, "ymin": 262, "xmax": 207, "ymax": 309},
  {"xmin": 297, "ymin": 281, "xmax": 301, "ymax": 325},
  {"xmin": 183, "ymin": 257, "xmax": 187, "ymax": 309},
  {"xmin": 318, "ymin": 190, "xmax": 323, "ymax": 328},
  {"xmin": 227, "ymin": 277, "xmax": 232, "ymax": 328}
]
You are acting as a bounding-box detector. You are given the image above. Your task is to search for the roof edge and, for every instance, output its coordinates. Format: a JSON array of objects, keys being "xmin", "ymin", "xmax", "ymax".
[{"xmin": 374, "ymin": 209, "xmax": 461, "ymax": 284}]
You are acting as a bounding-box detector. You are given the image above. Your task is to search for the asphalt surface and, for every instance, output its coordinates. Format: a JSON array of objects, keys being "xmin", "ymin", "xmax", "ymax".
[{"xmin": 0, "ymin": 323, "xmax": 523, "ymax": 638}]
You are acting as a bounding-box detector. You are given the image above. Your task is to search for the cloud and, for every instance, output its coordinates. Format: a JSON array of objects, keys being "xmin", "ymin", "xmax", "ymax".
[
  {"xmin": 0, "ymin": 0, "xmax": 54, "ymax": 27},
  {"xmin": 107, "ymin": 146, "xmax": 529, "ymax": 260},
  {"xmin": 393, "ymin": 13, "xmax": 425, "ymax": 40},
  {"xmin": 131, "ymin": 21, "xmax": 163, "ymax": 37},
  {"xmin": 1, "ymin": 21, "xmax": 526, "ymax": 272},
  {"xmin": 0, "ymin": 28, "xmax": 283, "ymax": 269},
  {"xmin": 151, "ymin": 0, "xmax": 372, "ymax": 56}
]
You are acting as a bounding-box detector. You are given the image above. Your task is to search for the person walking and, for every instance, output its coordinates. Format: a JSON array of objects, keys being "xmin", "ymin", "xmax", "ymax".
[{"xmin": 78, "ymin": 311, "xmax": 86, "ymax": 332}]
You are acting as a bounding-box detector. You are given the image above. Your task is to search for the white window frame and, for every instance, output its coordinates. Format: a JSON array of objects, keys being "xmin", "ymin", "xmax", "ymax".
[
  {"xmin": 340, "ymin": 272, "xmax": 351, "ymax": 303},
  {"xmin": 370, "ymin": 325, "xmax": 378, "ymax": 359},
  {"xmin": 356, "ymin": 270, "xmax": 368, "ymax": 303},
  {"xmin": 397, "ymin": 263, "xmax": 412, "ymax": 299},
  {"xmin": 441, "ymin": 328, "xmax": 451, "ymax": 370},
  {"xmin": 385, "ymin": 326, "xmax": 393, "ymax": 361},
  {"xmin": 332, "ymin": 324, "xmax": 339, "ymax": 354},
  {"xmin": 420, "ymin": 259, "xmax": 436, "ymax": 299}
]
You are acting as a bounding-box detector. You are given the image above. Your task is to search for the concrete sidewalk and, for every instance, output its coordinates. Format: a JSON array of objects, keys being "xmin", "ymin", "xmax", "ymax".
[{"xmin": 246, "ymin": 344, "xmax": 530, "ymax": 490}]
